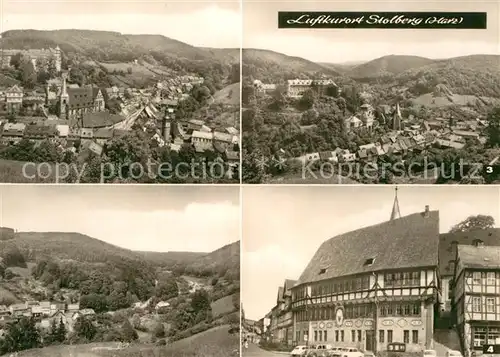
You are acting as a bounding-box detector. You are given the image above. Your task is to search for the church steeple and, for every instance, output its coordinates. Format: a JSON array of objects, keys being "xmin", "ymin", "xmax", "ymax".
[{"xmin": 390, "ymin": 186, "xmax": 401, "ymax": 221}]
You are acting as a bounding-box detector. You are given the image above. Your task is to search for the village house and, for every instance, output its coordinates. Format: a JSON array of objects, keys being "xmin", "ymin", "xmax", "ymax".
[
  {"xmin": 453, "ymin": 244, "xmax": 500, "ymax": 354},
  {"xmin": 9, "ymin": 303, "xmax": 30, "ymax": 317},
  {"xmin": 4, "ymin": 85, "xmax": 24, "ymax": 114},
  {"xmin": 24, "ymin": 124, "xmax": 58, "ymax": 143},
  {"xmin": 72, "ymin": 308, "xmax": 95, "ymax": 321},
  {"xmin": 191, "ymin": 130, "xmax": 214, "ymax": 151},
  {"xmin": 1, "ymin": 123, "xmax": 26, "ymax": 145},
  {"xmin": 40, "ymin": 310, "xmax": 67, "ymax": 330}
]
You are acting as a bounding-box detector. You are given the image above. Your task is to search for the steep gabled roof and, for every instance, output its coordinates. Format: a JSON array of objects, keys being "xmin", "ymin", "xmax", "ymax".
[
  {"xmin": 457, "ymin": 244, "xmax": 500, "ymax": 270},
  {"xmin": 277, "ymin": 286, "xmax": 284, "ymax": 303},
  {"xmin": 295, "ymin": 210, "xmax": 440, "ymax": 286},
  {"xmin": 439, "ymin": 228, "xmax": 500, "ymax": 277}
]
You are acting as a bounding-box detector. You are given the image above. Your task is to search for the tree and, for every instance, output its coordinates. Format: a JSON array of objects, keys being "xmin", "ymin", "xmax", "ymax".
[
  {"xmin": 74, "ymin": 316, "xmax": 97, "ymax": 341},
  {"xmin": 153, "ymin": 322, "xmax": 165, "ymax": 338},
  {"xmin": 20, "ymin": 60, "xmax": 37, "ymax": 89},
  {"xmin": 486, "ymin": 106, "xmax": 500, "ymax": 147},
  {"xmin": 155, "ymin": 279, "xmax": 179, "ymax": 301},
  {"xmin": 449, "ymin": 215, "xmax": 495, "ymax": 233},
  {"xmin": 120, "ymin": 320, "xmax": 138, "ymax": 342},
  {"xmin": 56, "ymin": 317, "xmax": 67, "ymax": 343},
  {"xmin": 191, "ymin": 289, "xmax": 211, "ymax": 314},
  {"xmin": 3, "ymin": 317, "xmax": 40, "ymax": 352}
]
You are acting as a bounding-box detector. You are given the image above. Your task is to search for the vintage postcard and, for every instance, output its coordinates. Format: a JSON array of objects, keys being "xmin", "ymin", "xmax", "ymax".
[
  {"xmin": 241, "ymin": 185, "xmax": 500, "ymax": 355},
  {"xmin": 0, "ymin": 0, "xmax": 240, "ymax": 184},
  {"xmin": 242, "ymin": 0, "xmax": 500, "ymax": 185}
]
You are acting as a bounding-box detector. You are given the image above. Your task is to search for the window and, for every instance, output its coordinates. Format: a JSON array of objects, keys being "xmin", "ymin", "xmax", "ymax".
[
  {"xmin": 412, "ymin": 330, "xmax": 418, "ymax": 344},
  {"xmin": 413, "ymin": 304, "xmax": 421, "ymax": 316},
  {"xmin": 473, "ymin": 297, "xmax": 481, "ymax": 312},
  {"xmin": 319, "ymin": 268, "xmax": 327, "ymax": 275},
  {"xmin": 314, "ymin": 331, "xmax": 318, "ymax": 342},
  {"xmin": 319, "ymin": 331, "xmax": 323, "ymax": 341},
  {"xmin": 396, "ymin": 305, "xmax": 403, "ymax": 315},
  {"xmin": 335, "ymin": 331, "xmax": 339, "ymax": 342},
  {"xmin": 379, "ymin": 330, "xmax": 385, "ymax": 343},
  {"xmin": 358, "ymin": 330, "xmax": 362, "ymax": 342},
  {"xmin": 296, "ymin": 331, "xmax": 300, "ymax": 343},
  {"xmin": 473, "ymin": 272, "xmax": 481, "ymax": 285},
  {"xmin": 486, "ymin": 298, "xmax": 495, "ymax": 313},
  {"xmin": 352, "ymin": 330, "xmax": 356, "ymax": 342},
  {"xmin": 364, "ymin": 258, "xmax": 375, "ymax": 266},
  {"xmin": 473, "ymin": 327, "xmax": 486, "ymax": 347},
  {"xmin": 324, "ymin": 331, "xmax": 328, "ymax": 342},
  {"xmin": 404, "ymin": 304, "xmax": 411, "ymax": 316},
  {"xmin": 404, "ymin": 330, "xmax": 410, "ymax": 343},
  {"xmin": 488, "ymin": 328, "xmax": 500, "ymax": 344},
  {"xmin": 388, "ymin": 330, "xmax": 393, "ymax": 343},
  {"xmin": 487, "ymin": 272, "xmax": 496, "ymax": 286},
  {"xmin": 341, "ymin": 331, "xmax": 344, "ymax": 342}
]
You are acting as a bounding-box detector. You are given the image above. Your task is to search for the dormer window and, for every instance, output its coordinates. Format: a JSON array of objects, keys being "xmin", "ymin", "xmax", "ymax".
[
  {"xmin": 319, "ymin": 268, "xmax": 327, "ymax": 275},
  {"xmin": 364, "ymin": 258, "xmax": 375, "ymax": 266}
]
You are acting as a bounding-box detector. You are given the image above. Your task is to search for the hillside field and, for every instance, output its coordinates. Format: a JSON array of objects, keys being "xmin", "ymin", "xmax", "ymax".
[
  {"xmin": 2, "ymin": 325, "xmax": 238, "ymax": 357},
  {"xmin": 213, "ymin": 82, "xmax": 240, "ymax": 106},
  {"xmin": 211, "ymin": 293, "xmax": 238, "ymax": 318}
]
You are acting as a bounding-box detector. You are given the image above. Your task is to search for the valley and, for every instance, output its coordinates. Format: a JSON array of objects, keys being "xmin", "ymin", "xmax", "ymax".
[
  {"xmin": 242, "ymin": 50, "xmax": 500, "ymax": 184},
  {"xmin": 0, "ymin": 228, "xmax": 240, "ymax": 356}
]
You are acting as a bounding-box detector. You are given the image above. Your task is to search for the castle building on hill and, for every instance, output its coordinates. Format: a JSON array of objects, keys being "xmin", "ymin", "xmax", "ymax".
[
  {"xmin": 0, "ymin": 46, "xmax": 62, "ymax": 72},
  {"xmin": 57, "ymin": 72, "xmax": 105, "ymax": 120},
  {"xmin": 286, "ymin": 79, "xmax": 339, "ymax": 98}
]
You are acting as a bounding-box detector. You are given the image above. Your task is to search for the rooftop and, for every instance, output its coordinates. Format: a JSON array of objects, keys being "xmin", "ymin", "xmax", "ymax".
[
  {"xmin": 457, "ymin": 244, "xmax": 500, "ymax": 270},
  {"xmin": 295, "ymin": 209, "xmax": 439, "ymax": 286}
]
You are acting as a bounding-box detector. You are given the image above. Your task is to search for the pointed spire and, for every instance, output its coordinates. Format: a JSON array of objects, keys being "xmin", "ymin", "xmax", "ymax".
[
  {"xmin": 395, "ymin": 103, "xmax": 402, "ymax": 119},
  {"xmin": 390, "ymin": 186, "xmax": 401, "ymax": 221}
]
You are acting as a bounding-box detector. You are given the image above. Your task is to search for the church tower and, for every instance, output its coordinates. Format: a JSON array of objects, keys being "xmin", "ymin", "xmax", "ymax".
[
  {"xmin": 59, "ymin": 72, "xmax": 69, "ymax": 119},
  {"xmin": 392, "ymin": 103, "xmax": 402, "ymax": 131},
  {"xmin": 390, "ymin": 186, "xmax": 401, "ymax": 221}
]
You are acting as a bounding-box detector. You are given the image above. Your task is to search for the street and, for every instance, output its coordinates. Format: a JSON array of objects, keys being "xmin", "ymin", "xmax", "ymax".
[{"xmin": 243, "ymin": 343, "xmax": 289, "ymax": 357}]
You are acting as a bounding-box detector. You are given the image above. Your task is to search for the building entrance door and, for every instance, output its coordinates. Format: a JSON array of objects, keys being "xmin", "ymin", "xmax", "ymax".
[{"xmin": 366, "ymin": 330, "xmax": 375, "ymax": 352}]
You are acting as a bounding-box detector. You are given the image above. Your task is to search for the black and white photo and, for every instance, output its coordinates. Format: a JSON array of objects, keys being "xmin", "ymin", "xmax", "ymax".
[
  {"xmin": 242, "ymin": 185, "xmax": 500, "ymax": 357},
  {"xmin": 0, "ymin": 185, "xmax": 240, "ymax": 356},
  {"xmin": 0, "ymin": 0, "xmax": 241, "ymax": 183},
  {"xmin": 241, "ymin": 0, "xmax": 500, "ymax": 185}
]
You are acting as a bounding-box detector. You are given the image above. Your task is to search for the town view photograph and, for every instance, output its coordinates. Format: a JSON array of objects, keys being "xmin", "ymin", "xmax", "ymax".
[
  {"xmin": 241, "ymin": 0, "xmax": 500, "ymax": 184},
  {"xmin": 0, "ymin": 0, "xmax": 240, "ymax": 183},
  {"xmin": 241, "ymin": 185, "xmax": 500, "ymax": 357},
  {"xmin": 0, "ymin": 185, "xmax": 240, "ymax": 356}
]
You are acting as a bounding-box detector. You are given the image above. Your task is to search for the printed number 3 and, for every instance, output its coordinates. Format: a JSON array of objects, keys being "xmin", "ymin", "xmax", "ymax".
[
  {"xmin": 487, "ymin": 346, "xmax": 494, "ymax": 353},
  {"xmin": 487, "ymin": 166, "xmax": 493, "ymax": 174}
]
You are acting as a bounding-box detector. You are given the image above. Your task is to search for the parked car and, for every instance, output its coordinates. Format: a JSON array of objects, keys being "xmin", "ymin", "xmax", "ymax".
[
  {"xmin": 446, "ymin": 350, "xmax": 463, "ymax": 357},
  {"xmin": 423, "ymin": 350, "xmax": 437, "ymax": 357},
  {"xmin": 341, "ymin": 347, "xmax": 364, "ymax": 357},
  {"xmin": 364, "ymin": 352, "xmax": 375, "ymax": 357},
  {"xmin": 307, "ymin": 344, "xmax": 334, "ymax": 357},
  {"xmin": 291, "ymin": 346, "xmax": 308, "ymax": 357}
]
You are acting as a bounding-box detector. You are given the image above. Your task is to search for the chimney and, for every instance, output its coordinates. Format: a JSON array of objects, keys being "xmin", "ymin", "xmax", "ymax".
[{"xmin": 424, "ymin": 205, "xmax": 429, "ymax": 217}]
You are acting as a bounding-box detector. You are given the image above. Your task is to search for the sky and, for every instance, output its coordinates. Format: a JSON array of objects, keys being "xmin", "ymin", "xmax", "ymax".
[
  {"xmin": 243, "ymin": 0, "xmax": 500, "ymax": 63},
  {"xmin": 241, "ymin": 185, "xmax": 500, "ymax": 321},
  {"xmin": 0, "ymin": 185, "xmax": 240, "ymax": 253},
  {"xmin": 1, "ymin": 0, "xmax": 241, "ymax": 48}
]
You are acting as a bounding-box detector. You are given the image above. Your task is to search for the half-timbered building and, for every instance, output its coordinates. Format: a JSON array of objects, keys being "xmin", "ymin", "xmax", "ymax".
[
  {"xmin": 275, "ymin": 279, "xmax": 297, "ymax": 345},
  {"xmin": 290, "ymin": 204, "xmax": 440, "ymax": 352},
  {"xmin": 439, "ymin": 228, "xmax": 500, "ymax": 319},
  {"xmin": 453, "ymin": 244, "xmax": 500, "ymax": 355}
]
